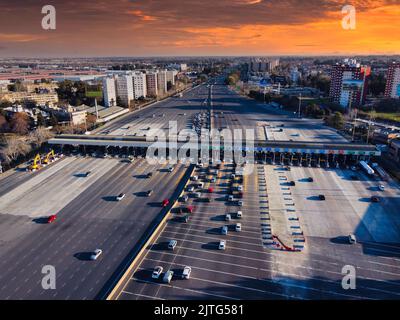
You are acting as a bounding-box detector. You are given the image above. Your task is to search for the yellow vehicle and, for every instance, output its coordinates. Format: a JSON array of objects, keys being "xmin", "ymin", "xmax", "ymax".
[
  {"xmin": 42, "ymin": 150, "xmax": 56, "ymax": 165},
  {"xmin": 28, "ymin": 154, "xmax": 42, "ymax": 171}
]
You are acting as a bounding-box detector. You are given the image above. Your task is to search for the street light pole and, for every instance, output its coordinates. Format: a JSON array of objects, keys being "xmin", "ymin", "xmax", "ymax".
[{"xmin": 297, "ymin": 93, "xmax": 302, "ymax": 118}]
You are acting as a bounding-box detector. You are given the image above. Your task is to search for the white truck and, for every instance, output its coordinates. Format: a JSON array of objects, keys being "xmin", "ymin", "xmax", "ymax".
[{"xmin": 359, "ymin": 161, "xmax": 375, "ymax": 175}]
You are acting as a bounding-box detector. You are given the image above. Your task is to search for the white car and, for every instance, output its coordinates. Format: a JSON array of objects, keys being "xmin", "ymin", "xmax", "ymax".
[
  {"xmin": 235, "ymin": 223, "xmax": 242, "ymax": 232},
  {"xmin": 191, "ymin": 175, "xmax": 198, "ymax": 181},
  {"xmin": 221, "ymin": 225, "xmax": 228, "ymax": 235},
  {"xmin": 237, "ymin": 200, "xmax": 243, "ymax": 207},
  {"xmin": 237, "ymin": 185, "xmax": 243, "ymax": 191},
  {"xmin": 218, "ymin": 240, "xmax": 226, "ymax": 250},
  {"xmin": 236, "ymin": 211, "xmax": 242, "ymax": 219},
  {"xmin": 90, "ymin": 249, "xmax": 102, "ymax": 261},
  {"xmin": 116, "ymin": 193, "xmax": 126, "ymax": 201},
  {"xmin": 152, "ymin": 266, "xmax": 163, "ymax": 279},
  {"xmin": 225, "ymin": 214, "xmax": 231, "ymax": 222},
  {"xmin": 167, "ymin": 166, "xmax": 174, "ymax": 173},
  {"xmin": 168, "ymin": 240, "xmax": 177, "ymax": 250},
  {"xmin": 378, "ymin": 185, "xmax": 385, "ymax": 191},
  {"xmin": 228, "ymin": 195, "xmax": 234, "ymax": 202},
  {"xmin": 187, "ymin": 186, "xmax": 195, "ymax": 192},
  {"xmin": 182, "ymin": 266, "xmax": 191, "ymax": 279},
  {"xmin": 163, "ymin": 270, "xmax": 174, "ymax": 284},
  {"xmin": 193, "ymin": 192, "xmax": 201, "ymax": 198},
  {"xmin": 348, "ymin": 234, "xmax": 357, "ymax": 244}
]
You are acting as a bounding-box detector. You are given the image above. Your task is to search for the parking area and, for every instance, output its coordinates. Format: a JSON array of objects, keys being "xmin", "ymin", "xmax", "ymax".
[{"xmin": 117, "ymin": 161, "xmax": 400, "ymax": 300}]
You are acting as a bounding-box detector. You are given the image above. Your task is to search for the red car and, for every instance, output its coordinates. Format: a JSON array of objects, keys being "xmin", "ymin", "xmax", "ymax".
[
  {"xmin": 208, "ymin": 187, "xmax": 214, "ymax": 193},
  {"xmin": 162, "ymin": 199, "xmax": 170, "ymax": 207},
  {"xmin": 187, "ymin": 206, "xmax": 194, "ymax": 213},
  {"xmin": 47, "ymin": 215, "xmax": 57, "ymax": 224}
]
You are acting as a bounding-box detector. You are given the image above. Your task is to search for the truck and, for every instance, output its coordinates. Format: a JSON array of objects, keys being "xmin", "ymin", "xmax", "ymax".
[{"xmin": 359, "ymin": 161, "xmax": 375, "ymax": 175}]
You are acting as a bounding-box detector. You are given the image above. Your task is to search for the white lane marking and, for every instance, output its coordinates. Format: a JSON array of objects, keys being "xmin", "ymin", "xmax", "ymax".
[
  {"xmin": 121, "ymin": 291, "xmax": 165, "ymax": 300},
  {"xmin": 130, "ymin": 277, "xmax": 239, "ymax": 300}
]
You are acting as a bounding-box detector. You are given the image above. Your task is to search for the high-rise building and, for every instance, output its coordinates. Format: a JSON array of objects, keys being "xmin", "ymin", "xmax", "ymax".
[
  {"xmin": 146, "ymin": 72, "xmax": 158, "ymax": 97},
  {"xmin": 132, "ymin": 72, "xmax": 147, "ymax": 99},
  {"xmin": 166, "ymin": 70, "xmax": 178, "ymax": 86},
  {"xmin": 116, "ymin": 75, "xmax": 134, "ymax": 107},
  {"xmin": 157, "ymin": 70, "xmax": 168, "ymax": 95},
  {"xmin": 102, "ymin": 77, "xmax": 116, "ymax": 107},
  {"xmin": 384, "ymin": 62, "xmax": 400, "ymax": 99},
  {"xmin": 329, "ymin": 59, "xmax": 371, "ymax": 108}
]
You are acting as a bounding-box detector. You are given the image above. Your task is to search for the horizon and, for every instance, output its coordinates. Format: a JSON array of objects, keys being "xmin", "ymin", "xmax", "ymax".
[{"xmin": 0, "ymin": 0, "xmax": 399, "ymax": 58}]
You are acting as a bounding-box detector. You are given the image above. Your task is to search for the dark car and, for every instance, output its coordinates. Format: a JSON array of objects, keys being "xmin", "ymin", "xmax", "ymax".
[
  {"xmin": 146, "ymin": 190, "xmax": 153, "ymax": 197},
  {"xmin": 308, "ymin": 177, "xmax": 314, "ymax": 182},
  {"xmin": 146, "ymin": 172, "xmax": 153, "ymax": 178},
  {"xmin": 318, "ymin": 194, "xmax": 326, "ymax": 201},
  {"xmin": 85, "ymin": 171, "xmax": 91, "ymax": 177},
  {"xmin": 371, "ymin": 196, "xmax": 380, "ymax": 203},
  {"xmin": 289, "ymin": 181, "xmax": 296, "ymax": 186}
]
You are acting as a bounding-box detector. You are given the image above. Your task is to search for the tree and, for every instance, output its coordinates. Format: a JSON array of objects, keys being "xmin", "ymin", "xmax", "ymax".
[
  {"xmin": 0, "ymin": 114, "xmax": 9, "ymax": 133},
  {"xmin": 36, "ymin": 112, "xmax": 46, "ymax": 127},
  {"xmin": 326, "ymin": 112, "xmax": 344, "ymax": 130},
  {"xmin": 0, "ymin": 136, "xmax": 31, "ymax": 163},
  {"xmin": 29, "ymin": 127, "xmax": 54, "ymax": 148},
  {"xmin": 49, "ymin": 114, "xmax": 59, "ymax": 127},
  {"xmin": 9, "ymin": 112, "xmax": 29, "ymax": 135}
]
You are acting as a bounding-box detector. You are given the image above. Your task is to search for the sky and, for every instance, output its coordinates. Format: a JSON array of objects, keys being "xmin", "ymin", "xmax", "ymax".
[{"xmin": 0, "ymin": 0, "xmax": 399, "ymax": 57}]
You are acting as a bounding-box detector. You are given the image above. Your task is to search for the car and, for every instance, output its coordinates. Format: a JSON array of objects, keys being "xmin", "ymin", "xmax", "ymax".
[
  {"xmin": 197, "ymin": 163, "xmax": 204, "ymax": 168},
  {"xmin": 228, "ymin": 195, "xmax": 234, "ymax": 202},
  {"xmin": 202, "ymin": 197, "xmax": 211, "ymax": 203},
  {"xmin": 84, "ymin": 171, "xmax": 91, "ymax": 177},
  {"xmin": 208, "ymin": 187, "xmax": 214, "ymax": 193},
  {"xmin": 371, "ymin": 196, "xmax": 380, "ymax": 203},
  {"xmin": 231, "ymin": 173, "xmax": 236, "ymax": 179},
  {"xmin": 181, "ymin": 195, "xmax": 189, "ymax": 202},
  {"xmin": 221, "ymin": 225, "xmax": 228, "ymax": 235},
  {"xmin": 218, "ymin": 240, "xmax": 226, "ymax": 250},
  {"xmin": 163, "ymin": 270, "xmax": 174, "ymax": 284},
  {"xmin": 348, "ymin": 234, "xmax": 357, "ymax": 244},
  {"xmin": 318, "ymin": 194, "xmax": 326, "ymax": 201},
  {"xmin": 236, "ymin": 211, "xmax": 242, "ymax": 219},
  {"xmin": 116, "ymin": 193, "xmax": 126, "ymax": 201},
  {"xmin": 286, "ymin": 166, "xmax": 291, "ymax": 171},
  {"xmin": 225, "ymin": 214, "xmax": 231, "ymax": 221},
  {"xmin": 90, "ymin": 249, "xmax": 102, "ymax": 261},
  {"xmin": 152, "ymin": 266, "xmax": 163, "ymax": 279},
  {"xmin": 378, "ymin": 185, "xmax": 385, "ymax": 191},
  {"xmin": 181, "ymin": 215, "xmax": 189, "ymax": 223},
  {"xmin": 167, "ymin": 166, "xmax": 174, "ymax": 173},
  {"xmin": 167, "ymin": 240, "xmax": 177, "ymax": 250},
  {"xmin": 162, "ymin": 199, "xmax": 170, "ymax": 207},
  {"xmin": 210, "ymin": 177, "xmax": 216, "ymax": 183},
  {"xmin": 193, "ymin": 192, "xmax": 201, "ymax": 198},
  {"xmin": 235, "ymin": 223, "xmax": 242, "ymax": 232},
  {"xmin": 237, "ymin": 200, "xmax": 243, "ymax": 206},
  {"xmin": 146, "ymin": 190, "xmax": 153, "ymax": 197},
  {"xmin": 47, "ymin": 215, "xmax": 57, "ymax": 224},
  {"xmin": 307, "ymin": 177, "xmax": 314, "ymax": 182},
  {"xmin": 237, "ymin": 185, "xmax": 243, "ymax": 191},
  {"xmin": 191, "ymin": 175, "xmax": 198, "ymax": 181},
  {"xmin": 351, "ymin": 166, "xmax": 357, "ymax": 171},
  {"xmin": 187, "ymin": 186, "xmax": 195, "ymax": 192},
  {"xmin": 182, "ymin": 266, "xmax": 191, "ymax": 279},
  {"xmin": 146, "ymin": 172, "xmax": 153, "ymax": 178},
  {"xmin": 289, "ymin": 181, "xmax": 296, "ymax": 186}
]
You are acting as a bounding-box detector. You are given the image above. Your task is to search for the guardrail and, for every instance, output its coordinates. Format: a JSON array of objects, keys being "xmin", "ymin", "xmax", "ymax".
[{"xmin": 104, "ymin": 163, "xmax": 196, "ymax": 300}]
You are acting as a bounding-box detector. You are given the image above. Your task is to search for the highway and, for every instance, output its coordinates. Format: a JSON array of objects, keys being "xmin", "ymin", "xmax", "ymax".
[{"xmin": 1, "ymin": 78, "xmax": 400, "ymax": 300}]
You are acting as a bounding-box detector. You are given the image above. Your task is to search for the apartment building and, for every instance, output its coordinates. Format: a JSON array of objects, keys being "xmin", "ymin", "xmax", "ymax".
[
  {"xmin": 146, "ymin": 72, "xmax": 158, "ymax": 97},
  {"xmin": 102, "ymin": 77, "xmax": 117, "ymax": 107},
  {"xmin": 132, "ymin": 72, "xmax": 147, "ymax": 99},
  {"xmin": 115, "ymin": 75, "xmax": 134, "ymax": 107},
  {"xmin": 384, "ymin": 62, "xmax": 400, "ymax": 99}
]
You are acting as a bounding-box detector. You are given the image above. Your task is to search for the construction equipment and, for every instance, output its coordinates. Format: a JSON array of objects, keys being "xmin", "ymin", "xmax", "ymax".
[
  {"xmin": 42, "ymin": 150, "xmax": 56, "ymax": 165},
  {"xmin": 28, "ymin": 154, "xmax": 42, "ymax": 171}
]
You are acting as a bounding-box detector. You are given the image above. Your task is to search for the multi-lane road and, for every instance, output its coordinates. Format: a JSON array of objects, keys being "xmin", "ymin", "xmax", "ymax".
[{"xmin": 0, "ymin": 79, "xmax": 399, "ymax": 300}]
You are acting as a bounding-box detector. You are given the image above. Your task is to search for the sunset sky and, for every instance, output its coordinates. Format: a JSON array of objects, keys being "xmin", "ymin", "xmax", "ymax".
[{"xmin": 0, "ymin": 0, "xmax": 399, "ymax": 57}]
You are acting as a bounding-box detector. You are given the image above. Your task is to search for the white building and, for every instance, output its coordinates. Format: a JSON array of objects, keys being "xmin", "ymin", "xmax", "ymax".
[
  {"xmin": 116, "ymin": 75, "xmax": 134, "ymax": 107},
  {"xmin": 157, "ymin": 70, "xmax": 168, "ymax": 95},
  {"xmin": 166, "ymin": 70, "xmax": 178, "ymax": 86},
  {"xmin": 385, "ymin": 62, "xmax": 400, "ymax": 99},
  {"xmin": 146, "ymin": 72, "xmax": 158, "ymax": 97},
  {"xmin": 102, "ymin": 77, "xmax": 117, "ymax": 107},
  {"xmin": 180, "ymin": 64, "xmax": 188, "ymax": 72},
  {"xmin": 132, "ymin": 72, "xmax": 147, "ymax": 99}
]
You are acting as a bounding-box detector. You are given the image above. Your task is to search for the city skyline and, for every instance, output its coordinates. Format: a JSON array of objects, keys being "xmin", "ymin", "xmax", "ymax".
[{"xmin": 0, "ymin": 0, "xmax": 399, "ymax": 57}]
